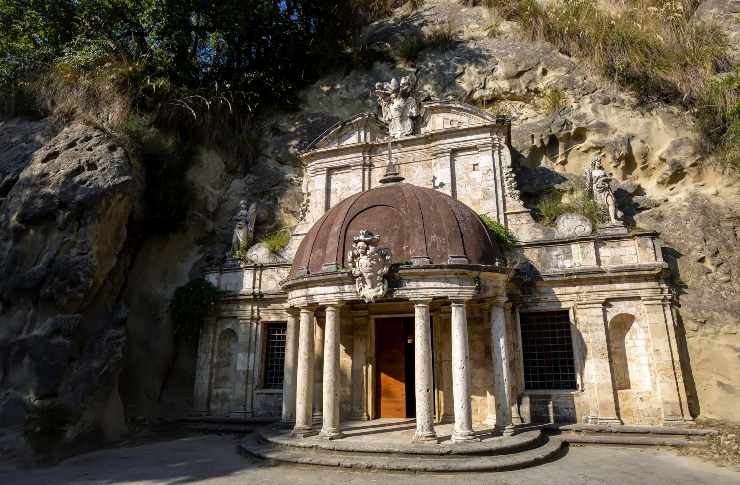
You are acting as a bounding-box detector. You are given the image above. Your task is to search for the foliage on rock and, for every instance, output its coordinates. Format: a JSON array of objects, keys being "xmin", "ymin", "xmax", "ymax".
[
  {"xmin": 535, "ymin": 188, "xmax": 602, "ymax": 229},
  {"xmin": 480, "ymin": 214, "xmax": 518, "ymax": 251},
  {"xmin": 261, "ymin": 229, "xmax": 291, "ymax": 254},
  {"xmin": 487, "ymin": 0, "xmax": 736, "ymax": 167},
  {"xmin": 169, "ymin": 279, "xmax": 223, "ymax": 343}
]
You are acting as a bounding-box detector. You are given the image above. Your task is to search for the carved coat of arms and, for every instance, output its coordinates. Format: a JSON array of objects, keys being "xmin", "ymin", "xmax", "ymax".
[{"xmin": 347, "ymin": 230, "xmax": 392, "ymax": 303}]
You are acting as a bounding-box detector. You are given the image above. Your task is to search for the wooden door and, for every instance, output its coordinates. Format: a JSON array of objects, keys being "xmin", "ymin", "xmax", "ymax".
[{"xmin": 376, "ymin": 318, "xmax": 407, "ymax": 418}]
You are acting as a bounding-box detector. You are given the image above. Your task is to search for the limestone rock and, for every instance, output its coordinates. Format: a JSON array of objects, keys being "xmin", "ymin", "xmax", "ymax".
[
  {"xmin": 693, "ymin": 0, "xmax": 740, "ymax": 65},
  {"xmin": 246, "ymin": 242, "xmax": 287, "ymax": 264},
  {"xmin": 636, "ymin": 192, "xmax": 740, "ymax": 421},
  {"xmin": 0, "ymin": 120, "xmax": 139, "ymax": 458}
]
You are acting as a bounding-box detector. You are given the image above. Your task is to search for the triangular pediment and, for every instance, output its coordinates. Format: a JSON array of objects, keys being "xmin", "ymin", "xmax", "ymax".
[{"xmin": 305, "ymin": 113, "xmax": 387, "ymax": 151}]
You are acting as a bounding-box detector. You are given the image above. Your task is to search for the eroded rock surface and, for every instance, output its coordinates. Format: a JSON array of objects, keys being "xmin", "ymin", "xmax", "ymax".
[{"xmin": 0, "ymin": 121, "xmax": 139, "ymax": 459}]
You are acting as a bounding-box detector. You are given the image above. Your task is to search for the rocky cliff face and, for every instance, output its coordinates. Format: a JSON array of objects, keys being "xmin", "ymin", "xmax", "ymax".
[
  {"xmin": 0, "ymin": 121, "xmax": 139, "ymax": 459},
  {"xmin": 0, "ymin": 0, "xmax": 737, "ymax": 462}
]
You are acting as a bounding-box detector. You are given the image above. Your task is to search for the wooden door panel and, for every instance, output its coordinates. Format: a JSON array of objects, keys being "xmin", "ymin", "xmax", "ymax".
[{"xmin": 376, "ymin": 318, "xmax": 407, "ymax": 418}]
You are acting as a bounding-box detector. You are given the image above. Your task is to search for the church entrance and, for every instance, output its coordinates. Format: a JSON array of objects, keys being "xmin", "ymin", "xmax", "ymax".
[{"xmin": 375, "ymin": 317, "xmax": 416, "ymax": 418}]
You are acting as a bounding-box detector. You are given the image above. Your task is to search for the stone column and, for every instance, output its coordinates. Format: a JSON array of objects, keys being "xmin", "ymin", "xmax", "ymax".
[
  {"xmin": 313, "ymin": 316, "xmax": 324, "ymax": 420},
  {"xmin": 413, "ymin": 299, "xmax": 437, "ymax": 442},
  {"xmin": 281, "ymin": 309, "xmax": 300, "ymax": 425},
  {"xmin": 490, "ymin": 304, "xmax": 515, "ymax": 435},
  {"xmin": 293, "ymin": 307, "xmax": 317, "ymax": 437},
  {"xmin": 192, "ymin": 319, "xmax": 216, "ymax": 415},
  {"xmin": 320, "ymin": 303, "xmax": 343, "ymax": 438},
  {"xmin": 450, "ymin": 299, "xmax": 476, "ymax": 442},
  {"xmin": 576, "ymin": 301, "xmax": 622, "ymax": 424},
  {"xmin": 643, "ymin": 297, "xmax": 692, "ymax": 424}
]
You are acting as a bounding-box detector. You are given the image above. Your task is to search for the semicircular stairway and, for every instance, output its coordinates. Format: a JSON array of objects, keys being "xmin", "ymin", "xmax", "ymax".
[{"xmin": 240, "ymin": 420, "xmax": 565, "ymax": 472}]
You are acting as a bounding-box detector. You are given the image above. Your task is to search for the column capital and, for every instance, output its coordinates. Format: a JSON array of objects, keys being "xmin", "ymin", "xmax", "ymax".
[
  {"xmin": 324, "ymin": 301, "xmax": 345, "ymax": 309},
  {"xmin": 412, "ymin": 298, "xmax": 434, "ymax": 306},
  {"xmin": 299, "ymin": 305, "xmax": 318, "ymax": 314},
  {"xmin": 448, "ymin": 297, "xmax": 469, "ymax": 306},
  {"xmin": 286, "ymin": 307, "xmax": 300, "ymax": 317}
]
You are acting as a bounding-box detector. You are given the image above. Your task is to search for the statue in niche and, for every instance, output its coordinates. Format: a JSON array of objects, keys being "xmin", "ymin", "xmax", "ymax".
[
  {"xmin": 230, "ymin": 200, "xmax": 257, "ymax": 254},
  {"xmin": 585, "ymin": 155, "xmax": 623, "ymax": 224},
  {"xmin": 347, "ymin": 230, "xmax": 392, "ymax": 303},
  {"xmin": 375, "ymin": 74, "xmax": 420, "ymax": 138}
]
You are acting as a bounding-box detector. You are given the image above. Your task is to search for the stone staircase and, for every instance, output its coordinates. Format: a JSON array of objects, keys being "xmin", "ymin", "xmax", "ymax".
[
  {"xmin": 239, "ymin": 426, "xmax": 565, "ymax": 472},
  {"xmin": 553, "ymin": 423, "xmax": 716, "ymax": 447}
]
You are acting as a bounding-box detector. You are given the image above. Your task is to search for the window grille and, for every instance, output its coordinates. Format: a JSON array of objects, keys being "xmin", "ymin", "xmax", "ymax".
[
  {"xmin": 263, "ymin": 323, "xmax": 287, "ymax": 389},
  {"xmin": 520, "ymin": 311, "xmax": 577, "ymax": 390}
]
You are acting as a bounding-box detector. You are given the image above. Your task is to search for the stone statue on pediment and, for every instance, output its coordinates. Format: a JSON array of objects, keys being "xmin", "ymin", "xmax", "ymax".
[
  {"xmin": 375, "ymin": 74, "xmax": 421, "ymax": 138},
  {"xmin": 347, "ymin": 230, "xmax": 392, "ymax": 303},
  {"xmin": 585, "ymin": 155, "xmax": 622, "ymax": 224}
]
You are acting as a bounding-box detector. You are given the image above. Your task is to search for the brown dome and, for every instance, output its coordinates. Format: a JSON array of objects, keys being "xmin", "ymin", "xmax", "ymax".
[{"xmin": 289, "ymin": 183, "xmax": 502, "ymax": 278}]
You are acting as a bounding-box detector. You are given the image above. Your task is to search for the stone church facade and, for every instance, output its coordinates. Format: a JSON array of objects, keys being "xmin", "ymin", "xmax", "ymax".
[{"xmin": 193, "ymin": 77, "xmax": 693, "ymax": 441}]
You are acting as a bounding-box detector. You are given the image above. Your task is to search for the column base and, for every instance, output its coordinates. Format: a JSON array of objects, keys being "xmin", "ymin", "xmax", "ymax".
[
  {"xmin": 412, "ymin": 431, "xmax": 438, "ymax": 443},
  {"xmin": 663, "ymin": 415, "xmax": 695, "ymax": 426},
  {"xmin": 291, "ymin": 426, "xmax": 318, "ymax": 438},
  {"xmin": 319, "ymin": 429, "xmax": 343, "ymax": 440},
  {"xmin": 494, "ymin": 424, "xmax": 516, "ymax": 436},
  {"xmin": 451, "ymin": 430, "xmax": 479, "ymax": 443}
]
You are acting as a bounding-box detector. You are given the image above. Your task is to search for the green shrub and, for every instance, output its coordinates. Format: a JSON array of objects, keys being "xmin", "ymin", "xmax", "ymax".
[
  {"xmin": 231, "ymin": 240, "xmax": 253, "ymax": 264},
  {"xmin": 169, "ymin": 278, "xmax": 223, "ymax": 342},
  {"xmin": 487, "ymin": 0, "xmax": 733, "ymax": 161},
  {"xmin": 479, "ymin": 214, "xmax": 518, "ymax": 251},
  {"xmin": 395, "ymin": 35, "xmax": 426, "ymax": 62},
  {"xmin": 535, "ymin": 192, "xmax": 566, "ymax": 226},
  {"xmin": 262, "ymin": 229, "xmax": 291, "ymax": 253},
  {"xmin": 542, "ymin": 87, "xmax": 566, "ymax": 113},
  {"xmin": 535, "ymin": 189, "xmax": 602, "ymax": 229},
  {"xmin": 426, "ymin": 23, "xmax": 458, "ymax": 51}
]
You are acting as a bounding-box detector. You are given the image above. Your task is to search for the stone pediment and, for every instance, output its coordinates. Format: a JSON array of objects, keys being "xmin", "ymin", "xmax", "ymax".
[
  {"xmin": 305, "ymin": 113, "xmax": 387, "ymax": 151},
  {"xmin": 304, "ymin": 102, "xmax": 505, "ymax": 153},
  {"xmin": 418, "ymin": 102, "xmax": 500, "ymax": 134}
]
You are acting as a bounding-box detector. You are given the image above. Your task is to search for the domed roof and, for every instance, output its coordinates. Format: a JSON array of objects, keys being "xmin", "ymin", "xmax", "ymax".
[{"xmin": 289, "ymin": 183, "xmax": 503, "ymax": 278}]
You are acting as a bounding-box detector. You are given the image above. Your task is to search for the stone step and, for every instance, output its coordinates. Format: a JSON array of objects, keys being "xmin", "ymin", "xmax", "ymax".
[
  {"xmin": 185, "ymin": 423, "xmax": 253, "ymax": 434},
  {"xmin": 556, "ymin": 423, "xmax": 717, "ymax": 436},
  {"xmin": 240, "ymin": 433, "xmax": 565, "ymax": 472},
  {"xmin": 261, "ymin": 428, "xmax": 545, "ymax": 456},
  {"xmin": 561, "ymin": 432, "xmax": 708, "ymax": 447}
]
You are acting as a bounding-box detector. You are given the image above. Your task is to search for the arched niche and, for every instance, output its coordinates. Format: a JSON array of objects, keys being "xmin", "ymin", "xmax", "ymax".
[{"xmin": 608, "ymin": 313, "xmax": 651, "ymax": 391}]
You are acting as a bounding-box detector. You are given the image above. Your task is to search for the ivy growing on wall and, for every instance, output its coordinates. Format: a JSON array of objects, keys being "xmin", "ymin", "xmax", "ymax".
[
  {"xmin": 479, "ymin": 214, "xmax": 518, "ymax": 251},
  {"xmin": 169, "ymin": 278, "xmax": 223, "ymax": 343}
]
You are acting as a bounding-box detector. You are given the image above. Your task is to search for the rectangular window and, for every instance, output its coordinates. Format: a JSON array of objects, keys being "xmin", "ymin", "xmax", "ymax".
[
  {"xmin": 520, "ymin": 311, "xmax": 577, "ymax": 390},
  {"xmin": 263, "ymin": 322, "xmax": 287, "ymax": 389}
]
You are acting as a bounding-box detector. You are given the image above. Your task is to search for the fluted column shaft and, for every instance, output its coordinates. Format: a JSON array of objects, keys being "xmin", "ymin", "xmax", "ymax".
[
  {"xmin": 293, "ymin": 307, "xmax": 316, "ymax": 437},
  {"xmin": 281, "ymin": 309, "xmax": 299, "ymax": 424},
  {"xmin": 413, "ymin": 299, "xmax": 437, "ymax": 442},
  {"xmin": 320, "ymin": 303, "xmax": 343, "ymax": 438},
  {"xmin": 491, "ymin": 304, "xmax": 515, "ymax": 435},
  {"xmin": 451, "ymin": 299, "xmax": 476, "ymax": 442}
]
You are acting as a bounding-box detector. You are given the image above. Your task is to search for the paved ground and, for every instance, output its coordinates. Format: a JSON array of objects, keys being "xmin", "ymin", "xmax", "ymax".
[{"xmin": 2, "ymin": 433, "xmax": 739, "ymax": 485}]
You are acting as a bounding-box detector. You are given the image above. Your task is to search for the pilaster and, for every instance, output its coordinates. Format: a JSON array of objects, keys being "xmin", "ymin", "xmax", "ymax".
[{"xmin": 575, "ymin": 300, "xmax": 622, "ymax": 425}]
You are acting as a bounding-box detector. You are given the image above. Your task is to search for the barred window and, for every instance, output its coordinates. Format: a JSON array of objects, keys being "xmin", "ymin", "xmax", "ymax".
[
  {"xmin": 520, "ymin": 311, "xmax": 577, "ymax": 390},
  {"xmin": 263, "ymin": 323, "xmax": 287, "ymax": 389}
]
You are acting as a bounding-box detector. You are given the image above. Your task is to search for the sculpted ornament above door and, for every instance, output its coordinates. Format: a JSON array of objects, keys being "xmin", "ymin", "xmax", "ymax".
[{"xmin": 347, "ymin": 230, "xmax": 392, "ymax": 303}]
